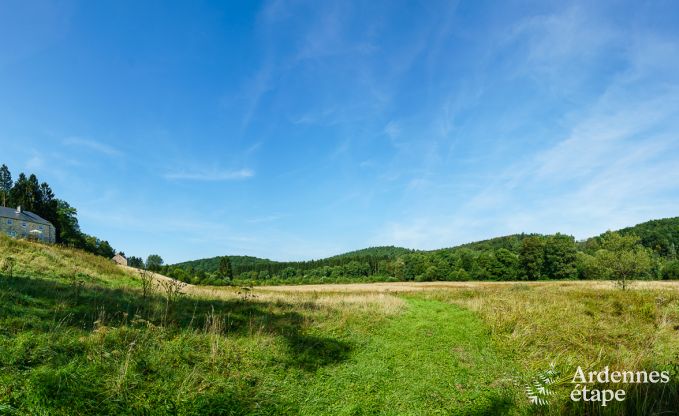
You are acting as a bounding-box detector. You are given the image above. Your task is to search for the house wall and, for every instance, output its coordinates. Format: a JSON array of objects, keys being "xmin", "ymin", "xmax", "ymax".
[
  {"xmin": 112, "ymin": 255, "xmax": 127, "ymax": 266},
  {"xmin": 0, "ymin": 216, "xmax": 56, "ymax": 243}
]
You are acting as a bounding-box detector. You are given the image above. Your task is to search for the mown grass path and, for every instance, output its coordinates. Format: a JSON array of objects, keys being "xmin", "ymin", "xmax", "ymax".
[{"xmin": 290, "ymin": 298, "xmax": 518, "ymax": 415}]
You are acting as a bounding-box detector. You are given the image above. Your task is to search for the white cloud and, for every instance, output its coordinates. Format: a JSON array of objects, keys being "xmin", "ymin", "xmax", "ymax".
[
  {"xmin": 25, "ymin": 155, "xmax": 44, "ymax": 170},
  {"xmin": 163, "ymin": 168, "xmax": 254, "ymax": 181},
  {"xmin": 383, "ymin": 120, "xmax": 401, "ymax": 140},
  {"xmin": 63, "ymin": 137, "xmax": 123, "ymax": 157},
  {"xmin": 508, "ymin": 5, "xmax": 618, "ymax": 85},
  {"xmin": 246, "ymin": 214, "xmax": 284, "ymax": 224}
]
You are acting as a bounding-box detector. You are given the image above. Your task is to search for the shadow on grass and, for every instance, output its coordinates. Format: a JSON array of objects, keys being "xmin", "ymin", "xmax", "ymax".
[
  {"xmin": 444, "ymin": 388, "xmax": 516, "ymax": 416},
  {"xmin": 0, "ymin": 273, "xmax": 355, "ymax": 414},
  {"xmin": 0, "ymin": 273, "xmax": 352, "ymax": 371}
]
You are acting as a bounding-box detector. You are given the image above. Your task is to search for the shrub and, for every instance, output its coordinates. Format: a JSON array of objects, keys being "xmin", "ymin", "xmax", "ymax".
[{"xmin": 662, "ymin": 260, "xmax": 679, "ymax": 280}]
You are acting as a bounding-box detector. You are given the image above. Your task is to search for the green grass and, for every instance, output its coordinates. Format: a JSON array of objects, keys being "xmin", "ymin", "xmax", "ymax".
[
  {"xmin": 0, "ymin": 272, "xmax": 516, "ymax": 415},
  {"xmin": 2, "ymin": 237, "xmax": 679, "ymax": 415},
  {"xmin": 290, "ymin": 298, "xmax": 517, "ymax": 415}
]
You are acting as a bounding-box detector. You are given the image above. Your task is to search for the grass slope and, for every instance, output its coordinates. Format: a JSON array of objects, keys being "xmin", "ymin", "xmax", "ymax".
[{"xmin": 0, "ymin": 235, "xmax": 138, "ymax": 289}]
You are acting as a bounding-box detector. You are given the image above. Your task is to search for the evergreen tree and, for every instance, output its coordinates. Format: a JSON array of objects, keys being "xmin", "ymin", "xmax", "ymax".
[
  {"xmin": 10, "ymin": 173, "xmax": 42, "ymax": 211},
  {"xmin": 9, "ymin": 173, "xmax": 28, "ymax": 208},
  {"xmin": 26, "ymin": 174, "xmax": 41, "ymax": 210},
  {"xmin": 0, "ymin": 164, "xmax": 12, "ymax": 207},
  {"xmin": 218, "ymin": 256, "xmax": 233, "ymax": 280}
]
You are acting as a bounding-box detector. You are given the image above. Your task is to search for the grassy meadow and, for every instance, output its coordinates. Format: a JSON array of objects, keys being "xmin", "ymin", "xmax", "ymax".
[{"xmin": 1, "ymin": 236, "xmax": 679, "ymax": 415}]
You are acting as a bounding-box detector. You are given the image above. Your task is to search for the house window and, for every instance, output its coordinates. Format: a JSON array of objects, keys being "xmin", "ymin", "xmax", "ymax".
[
  {"xmin": 39, "ymin": 225, "xmax": 44, "ymax": 230},
  {"xmin": 21, "ymin": 222, "xmax": 27, "ymax": 228},
  {"xmin": 6, "ymin": 219, "xmax": 11, "ymax": 225},
  {"xmin": 9, "ymin": 231, "xmax": 16, "ymax": 237}
]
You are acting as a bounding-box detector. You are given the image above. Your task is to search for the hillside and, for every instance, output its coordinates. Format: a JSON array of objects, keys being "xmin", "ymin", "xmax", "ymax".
[
  {"xmin": 175, "ymin": 255, "xmax": 277, "ymax": 274},
  {"xmin": 165, "ymin": 217, "xmax": 679, "ymax": 285},
  {"xmin": 0, "ymin": 234, "xmax": 138, "ymax": 289},
  {"xmin": 325, "ymin": 246, "xmax": 414, "ymax": 259},
  {"xmin": 172, "ymin": 246, "xmax": 412, "ymax": 280},
  {"xmin": 616, "ymin": 216, "xmax": 679, "ymax": 257},
  {"xmin": 434, "ymin": 233, "xmax": 534, "ymax": 254}
]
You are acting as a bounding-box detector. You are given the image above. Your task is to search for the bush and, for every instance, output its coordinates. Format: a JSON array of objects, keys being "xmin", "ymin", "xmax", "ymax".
[{"xmin": 662, "ymin": 260, "xmax": 679, "ymax": 280}]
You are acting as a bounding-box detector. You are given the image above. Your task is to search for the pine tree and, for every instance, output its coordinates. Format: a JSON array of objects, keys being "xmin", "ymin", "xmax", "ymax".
[
  {"xmin": 9, "ymin": 173, "xmax": 28, "ymax": 209},
  {"xmin": 0, "ymin": 164, "xmax": 12, "ymax": 207},
  {"xmin": 218, "ymin": 256, "xmax": 233, "ymax": 281},
  {"xmin": 26, "ymin": 174, "xmax": 41, "ymax": 211}
]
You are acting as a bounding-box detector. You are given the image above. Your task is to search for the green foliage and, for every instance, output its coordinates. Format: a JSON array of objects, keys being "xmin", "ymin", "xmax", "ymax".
[
  {"xmin": 451, "ymin": 233, "xmax": 531, "ymax": 252},
  {"xmin": 494, "ymin": 248, "xmax": 519, "ymax": 280},
  {"xmin": 576, "ymin": 252, "xmax": 608, "ymax": 279},
  {"xmin": 593, "ymin": 232, "xmax": 654, "ymax": 289},
  {"xmin": 127, "ymin": 256, "xmax": 145, "ymax": 268},
  {"xmin": 543, "ymin": 233, "xmax": 578, "ymax": 279},
  {"xmin": 520, "ymin": 236, "xmax": 545, "ymax": 280},
  {"xmin": 217, "ymin": 256, "xmax": 233, "ymax": 281},
  {"xmin": 662, "ymin": 260, "xmax": 679, "ymax": 280},
  {"xmin": 146, "ymin": 254, "xmax": 164, "ymax": 271},
  {"xmin": 617, "ymin": 217, "xmax": 679, "ymax": 258},
  {"xmin": 0, "ymin": 164, "xmax": 12, "ymax": 207}
]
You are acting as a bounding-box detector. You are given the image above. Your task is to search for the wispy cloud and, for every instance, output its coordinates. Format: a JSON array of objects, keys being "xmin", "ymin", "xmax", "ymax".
[
  {"xmin": 246, "ymin": 214, "xmax": 284, "ymax": 224},
  {"xmin": 369, "ymin": 4, "xmax": 679, "ymax": 249},
  {"xmin": 383, "ymin": 120, "xmax": 401, "ymax": 140},
  {"xmin": 507, "ymin": 5, "xmax": 618, "ymax": 86},
  {"xmin": 63, "ymin": 137, "xmax": 123, "ymax": 157},
  {"xmin": 163, "ymin": 168, "xmax": 254, "ymax": 181},
  {"xmin": 25, "ymin": 155, "xmax": 44, "ymax": 170}
]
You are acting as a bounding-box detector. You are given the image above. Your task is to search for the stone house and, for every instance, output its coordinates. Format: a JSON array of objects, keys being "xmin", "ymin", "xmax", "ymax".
[
  {"xmin": 112, "ymin": 253, "xmax": 128, "ymax": 266},
  {"xmin": 0, "ymin": 206, "xmax": 56, "ymax": 243}
]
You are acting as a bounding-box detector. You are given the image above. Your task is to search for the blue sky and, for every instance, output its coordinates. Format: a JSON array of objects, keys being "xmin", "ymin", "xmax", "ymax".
[{"xmin": 1, "ymin": 0, "xmax": 678, "ymax": 263}]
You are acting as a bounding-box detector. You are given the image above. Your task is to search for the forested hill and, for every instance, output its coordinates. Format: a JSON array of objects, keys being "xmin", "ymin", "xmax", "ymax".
[
  {"xmin": 175, "ymin": 255, "xmax": 278, "ymax": 274},
  {"xmin": 438, "ymin": 234, "xmax": 532, "ymax": 253},
  {"xmin": 325, "ymin": 246, "xmax": 415, "ymax": 259},
  {"xmin": 173, "ymin": 246, "xmax": 411, "ymax": 279},
  {"xmin": 164, "ymin": 217, "xmax": 679, "ymax": 285},
  {"xmin": 615, "ymin": 217, "xmax": 679, "ymax": 257}
]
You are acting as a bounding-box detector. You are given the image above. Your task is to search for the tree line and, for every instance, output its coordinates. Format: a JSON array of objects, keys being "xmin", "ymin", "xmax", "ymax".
[
  {"xmin": 0, "ymin": 163, "xmax": 116, "ymax": 258},
  {"xmin": 162, "ymin": 218, "xmax": 679, "ymax": 286}
]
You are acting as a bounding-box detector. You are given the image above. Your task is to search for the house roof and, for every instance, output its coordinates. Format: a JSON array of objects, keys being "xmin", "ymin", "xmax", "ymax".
[{"xmin": 0, "ymin": 206, "xmax": 53, "ymax": 226}]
